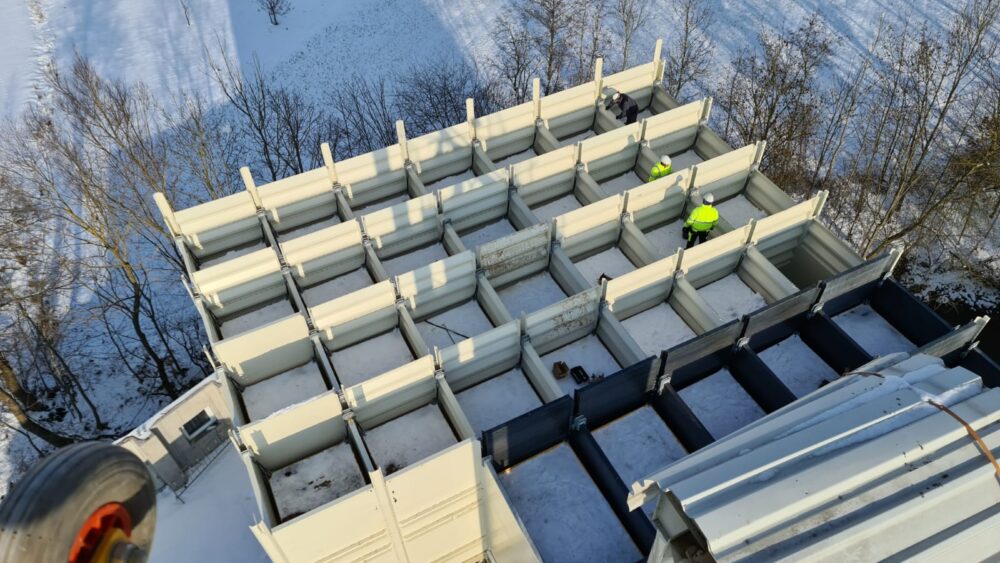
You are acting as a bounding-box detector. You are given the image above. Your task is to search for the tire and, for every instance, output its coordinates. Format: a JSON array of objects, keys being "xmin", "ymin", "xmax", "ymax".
[{"xmin": 0, "ymin": 442, "xmax": 157, "ymax": 562}]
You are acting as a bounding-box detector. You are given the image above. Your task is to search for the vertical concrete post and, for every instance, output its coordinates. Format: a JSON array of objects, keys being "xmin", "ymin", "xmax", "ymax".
[
  {"xmin": 466, "ymin": 98, "xmax": 477, "ymax": 141},
  {"xmin": 593, "ymin": 57, "xmax": 604, "ymax": 101},
  {"xmin": 639, "ymin": 119, "xmax": 649, "ymax": 143},
  {"xmin": 885, "ymin": 246, "xmax": 903, "ymax": 277},
  {"xmin": 396, "ymin": 120, "xmax": 409, "ymax": 163},
  {"xmin": 532, "ymin": 78, "xmax": 542, "ymax": 121},
  {"xmin": 813, "ymin": 190, "xmax": 829, "ymax": 218},
  {"xmin": 321, "ymin": 142, "xmax": 339, "ymax": 185},
  {"xmin": 153, "ymin": 192, "xmax": 181, "ymax": 237},
  {"xmin": 744, "ymin": 218, "xmax": 758, "ymax": 245},
  {"xmin": 700, "ymin": 97, "xmax": 713, "ymax": 124},
  {"xmin": 575, "ymin": 141, "xmax": 584, "ymax": 166},
  {"xmin": 652, "ymin": 38, "xmax": 664, "ymax": 82},
  {"xmin": 240, "ymin": 167, "xmax": 262, "ymax": 209},
  {"xmin": 752, "ymin": 140, "xmax": 767, "ymax": 169}
]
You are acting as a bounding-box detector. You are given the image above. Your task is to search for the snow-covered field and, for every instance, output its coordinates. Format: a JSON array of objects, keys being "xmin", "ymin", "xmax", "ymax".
[{"xmin": 0, "ymin": 0, "xmax": 990, "ymax": 558}]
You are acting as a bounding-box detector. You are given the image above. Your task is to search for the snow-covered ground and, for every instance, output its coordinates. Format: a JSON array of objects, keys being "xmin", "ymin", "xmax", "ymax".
[
  {"xmin": 499, "ymin": 443, "xmax": 641, "ymax": 563},
  {"xmin": 679, "ymin": 368, "xmax": 765, "ymax": 439},
  {"xmin": 599, "ymin": 171, "xmax": 644, "ymax": 196},
  {"xmin": 757, "ymin": 335, "xmax": 838, "ymax": 397},
  {"xmin": 329, "ymin": 328, "xmax": 414, "ymax": 387},
  {"xmin": 301, "ymin": 267, "xmax": 374, "ymax": 308},
  {"xmin": 592, "ymin": 406, "xmax": 686, "ymax": 516},
  {"xmin": 698, "ymin": 273, "xmax": 767, "ymax": 321},
  {"xmin": 459, "ymin": 218, "xmax": 517, "ymax": 249},
  {"xmin": 573, "ymin": 247, "xmax": 636, "ymax": 286},
  {"xmin": 270, "ymin": 440, "xmax": 364, "ymax": 521},
  {"xmin": 644, "ymin": 219, "xmax": 688, "ymax": 255},
  {"xmin": 496, "ymin": 272, "xmax": 566, "ymax": 316},
  {"xmin": 455, "ymin": 369, "xmax": 542, "ymax": 435},
  {"xmin": 531, "ymin": 194, "xmax": 583, "ymax": 222},
  {"xmin": 833, "ymin": 304, "xmax": 916, "ymax": 358},
  {"xmin": 380, "ymin": 241, "xmax": 450, "ymax": 278},
  {"xmin": 417, "ymin": 299, "xmax": 494, "ymax": 351},
  {"xmin": 242, "ymin": 362, "xmax": 327, "ymax": 421},
  {"xmin": 149, "ymin": 446, "xmax": 268, "ymax": 563},
  {"xmin": 622, "ymin": 302, "xmax": 697, "ymax": 355},
  {"xmin": 716, "ymin": 195, "xmax": 768, "ymax": 226},
  {"xmin": 364, "ymin": 404, "xmax": 456, "ymax": 473}
]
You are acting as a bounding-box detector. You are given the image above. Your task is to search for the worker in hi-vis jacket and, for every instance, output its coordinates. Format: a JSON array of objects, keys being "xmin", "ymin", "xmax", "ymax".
[
  {"xmin": 682, "ymin": 193, "xmax": 718, "ymax": 248},
  {"xmin": 647, "ymin": 155, "xmax": 672, "ymax": 182}
]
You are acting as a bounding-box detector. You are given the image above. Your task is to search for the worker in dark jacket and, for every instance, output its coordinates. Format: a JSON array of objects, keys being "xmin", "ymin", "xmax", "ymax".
[
  {"xmin": 604, "ymin": 90, "xmax": 639, "ymax": 124},
  {"xmin": 681, "ymin": 193, "xmax": 719, "ymax": 248}
]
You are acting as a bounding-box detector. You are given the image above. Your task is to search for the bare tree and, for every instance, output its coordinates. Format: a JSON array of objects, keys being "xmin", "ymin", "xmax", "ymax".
[
  {"xmin": 491, "ymin": 14, "xmax": 537, "ymax": 104},
  {"xmin": 663, "ymin": 0, "xmax": 714, "ymax": 99},
  {"xmin": 332, "ymin": 75, "xmax": 397, "ymax": 156},
  {"xmin": 716, "ymin": 16, "xmax": 833, "ymax": 189},
  {"xmin": 210, "ymin": 53, "xmax": 283, "ymax": 181},
  {"xmin": 518, "ymin": 0, "xmax": 578, "ymax": 94},
  {"xmin": 395, "ymin": 60, "xmax": 504, "ymax": 135},
  {"xmin": 613, "ymin": 0, "xmax": 650, "ymax": 71},
  {"xmin": 568, "ymin": 0, "xmax": 609, "ymax": 85},
  {"xmin": 257, "ymin": 0, "xmax": 291, "ymax": 25}
]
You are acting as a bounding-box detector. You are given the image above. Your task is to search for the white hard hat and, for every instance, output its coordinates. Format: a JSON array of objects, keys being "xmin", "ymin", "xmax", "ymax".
[
  {"xmin": 704, "ymin": 193, "xmax": 715, "ymax": 204},
  {"xmin": 660, "ymin": 155, "xmax": 671, "ymax": 166}
]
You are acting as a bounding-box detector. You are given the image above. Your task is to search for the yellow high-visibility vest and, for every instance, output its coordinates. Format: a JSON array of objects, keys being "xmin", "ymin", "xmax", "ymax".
[
  {"xmin": 647, "ymin": 162, "xmax": 672, "ymax": 182},
  {"xmin": 685, "ymin": 204, "xmax": 719, "ymax": 232}
]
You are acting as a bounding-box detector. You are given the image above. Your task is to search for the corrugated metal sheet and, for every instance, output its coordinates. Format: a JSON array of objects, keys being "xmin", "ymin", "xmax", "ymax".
[{"xmin": 630, "ymin": 354, "xmax": 1000, "ymax": 562}]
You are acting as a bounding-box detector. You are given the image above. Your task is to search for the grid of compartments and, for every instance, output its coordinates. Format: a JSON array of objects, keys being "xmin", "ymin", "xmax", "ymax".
[
  {"xmin": 482, "ymin": 259, "xmax": 993, "ymax": 562},
  {"xmin": 153, "ymin": 52, "xmax": 975, "ymax": 561}
]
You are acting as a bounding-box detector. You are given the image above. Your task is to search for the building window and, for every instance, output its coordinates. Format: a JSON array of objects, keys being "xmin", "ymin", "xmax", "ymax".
[{"xmin": 181, "ymin": 410, "xmax": 216, "ymax": 441}]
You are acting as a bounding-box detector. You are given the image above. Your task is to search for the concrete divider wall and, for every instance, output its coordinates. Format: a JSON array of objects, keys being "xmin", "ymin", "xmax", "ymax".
[
  {"xmin": 744, "ymin": 171, "xmax": 795, "ymax": 215},
  {"xmin": 345, "ymin": 356, "xmax": 437, "ymax": 428},
  {"xmin": 625, "ymin": 170, "xmax": 691, "ymax": 231},
  {"xmin": 555, "ymin": 195, "xmax": 623, "ymax": 259},
  {"xmin": 311, "ymin": 281, "xmax": 398, "ymax": 350},
  {"xmin": 361, "ymin": 194, "xmax": 442, "ymax": 258},
  {"xmin": 580, "ymin": 124, "xmax": 643, "ymax": 182},
  {"xmin": 541, "ymin": 81, "xmax": 599, "ymax": 139},
  {"xmin": 173, "ymin": 191, "xmax": 260, "ymax": 258},
  {"xmin": 694, "ymin": 126, "xmax": 734, "ymax": 159},
  {"xmin": 213, "ymin": 314, "xmax": 313, "ymax": 385},
  {"xmin": 279, "ymin": 220, "xmax": 365, "ymax": 287},
  {"xmin": 605, "ymin": 254, "xmax": 678, "ymax": 319},
  {"xmin": 525, "ymin": 287, "xmax": 602, "ymax": 354},
  {"xmin": 440, "ymin": 170, "xmax": 509, "ymax": 233},
  {"xmin": 191, "ymin": 247, "xmax": 284, "ymax": 316},
  {"xmin": 513, "ymin": 146, "xmax": 577, "ymax": 206},
  {"xmin": 440, "ymin": 322, "xmax": 522, "ymax": 391},
  {"xmin": 339, "ymin": 144, "xmax": 407, "ymax": 206},
  {"xmin": 237, "ymin": 391, "xmax": 346, "ymax": 470},
  {"xmin": 478, "ymin": 224, "xmax": 551, "ymax": 288},
  {"xmin": 396, "ymin": 251, "xmax": 477, "ymax": 320},
  {"xmin": 692, "ymin": 144, "xmax": 758, "ymax": 201},
  {"xmin": 408, "ymin": 123, "xmax": 473, "ymax": 182},
  {"xmin": 257, "ymin": 167, "xmax": 335, "ymax": 231},
  {"xmin": 477, "ymin": 104, "xmax": 536, "ymax": 160},
  {"xmin": 679, "ymin": 227, "xmax": 749, "ymax": 285},
  {"xmin": 643, "ymin": 100, "xmax": 706, "ymax": 157}
]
